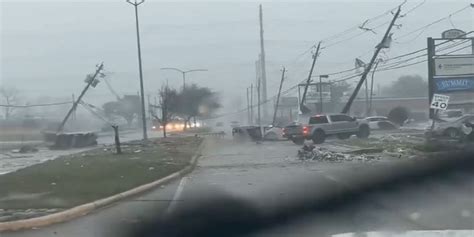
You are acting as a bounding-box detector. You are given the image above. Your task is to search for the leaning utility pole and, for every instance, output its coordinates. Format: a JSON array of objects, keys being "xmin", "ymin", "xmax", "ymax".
[
  {"xmin": 127, "ymin": 0, "xmax": 148, "ymax": 141},
  {"xmin": 342, "ymin": 6, "xmax": 401, "ymax": 114},
  {"xmin": 272, "ymin": 67, "xmax": 286, "ymax": 126},
  {"xmin": 259, "ymin": 4, "xmax": 268, "ymax": 120},
  {"xmin": 300, "ymin": 41, "xmax": 322, "ymax": 114},
  {"xmin": 57, "ymin": 63, "xmax": 104, "ymax": 133}
]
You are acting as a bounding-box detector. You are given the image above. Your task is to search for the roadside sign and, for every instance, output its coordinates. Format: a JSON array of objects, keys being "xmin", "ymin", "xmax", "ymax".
[
  {"xmin": 434, "ymin": 76, "xmax": 474, "ymax": 92},
  {"xmin": 442, "ymin": 29, "xmax": 466, "ymax": 39},
  {"xmin": 434, "ymin": 56, "xmax": 474, "ymax": 76},
  {"xmin": 430, "ymin": 94, "xmax": 450, "ymax": 110}
]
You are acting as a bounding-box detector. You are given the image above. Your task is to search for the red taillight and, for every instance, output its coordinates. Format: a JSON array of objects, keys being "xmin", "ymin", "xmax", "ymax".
[{"xmin": 302, "ymin": 126, "xmax": 309, "ymax": 134}]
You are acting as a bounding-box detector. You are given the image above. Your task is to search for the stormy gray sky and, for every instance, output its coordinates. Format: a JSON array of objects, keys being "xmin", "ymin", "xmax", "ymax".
[{"xmin": 1, "ymin": 0, "xmax": 472, "ymax": 110}]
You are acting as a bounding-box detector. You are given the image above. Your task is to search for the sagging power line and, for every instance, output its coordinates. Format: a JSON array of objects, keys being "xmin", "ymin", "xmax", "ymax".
[{"xmin": 0, "ymin": 101, "xmax": 71, "ymax": 108}]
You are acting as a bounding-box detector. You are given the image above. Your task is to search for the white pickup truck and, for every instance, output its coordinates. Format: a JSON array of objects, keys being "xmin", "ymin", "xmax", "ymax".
[{"xmin": 283, "ymin": 114, "xmax": 370, "ymax": 144}]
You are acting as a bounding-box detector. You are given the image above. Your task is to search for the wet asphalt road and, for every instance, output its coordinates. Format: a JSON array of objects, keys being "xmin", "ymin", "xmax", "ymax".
[{"xmin": 2, "ymin": 136, "xmax": 473, "ymax": 237}]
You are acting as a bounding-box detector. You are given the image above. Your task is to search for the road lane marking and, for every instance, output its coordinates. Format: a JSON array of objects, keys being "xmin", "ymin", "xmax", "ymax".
[{"xmin": 166, "ymin": 177, "xmax": 188, "ymax": 214}]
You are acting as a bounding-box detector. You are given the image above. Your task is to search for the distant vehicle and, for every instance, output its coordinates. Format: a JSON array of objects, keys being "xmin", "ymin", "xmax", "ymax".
[
  {"xmin": 442, "ymin": 110, "xmax": 463, "ymax": 118},
  {"xmin": 365, "ymin": 116, "xmax": 398, "ymax": 130},
  {"xmin": 430, "ymin": 114, "xmax": 474, "ymax": 139},
  {"xmin": 263, "ymin": 126, "xmax": 285, "ymax": 141},
  {"xmin": 232, "ymin": 126, "xmax": 261, "ymax": 141},
  {"xmin": 151, "ymin": 118, "xmax": 186, "ymax": 132},
  {"xmin": 283, "ymin": 114, "xmax": 370, "ymax": 144},
  {"xmin": 230, "ymin": 121, "xmax": 240, "ymax": 128}
]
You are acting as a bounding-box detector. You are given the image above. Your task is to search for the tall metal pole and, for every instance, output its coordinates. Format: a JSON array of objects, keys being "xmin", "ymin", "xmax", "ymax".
[
  {"xmin": 250, "ymin": 83, "xmax": 254, "ymax": 124},
  {"xmin": 259, "ymin": 4, "xmax": 268, "ymax": 120},
  {"xmin": 127, "ymin": 0, "xmax": 147, "ymax": 140},
  {"xmin": 182, "ymin": 72, "xmax": 186, "ymax": 90},
  {"xmin": 300, "ymin": 42, "xmax": 321, "ymax": 114},
  {"xmin": 255, "ymin": 59, "xmax": 261, "ymax": 128},
  {"xmin": 246, "ymin": 87, "xmax": 250, "ymax": 124},
  {"xmin": 57, "ymin": 63, "xmax": 104, "ymax": 133},
  {"xmin": 257, "ymin": 66, "xmax": 261, "ymax": 133},
  {"xmin": 272, "ymin": 67, "xmax": 286, "ymax": 126},
  {"xmin": 342, "ymin": 6, "xmax": 401, "ymax": 114}
]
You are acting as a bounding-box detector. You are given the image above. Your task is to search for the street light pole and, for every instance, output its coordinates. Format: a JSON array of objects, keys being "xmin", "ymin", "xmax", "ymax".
[
  {"xmin": 181, "ymin": 72, "xmax": 186, "ymax": 89},
  {"xmin": 160, "ymin": 68, "xmax": 208, "ymax": 90},
  {"xmin": 127, "ymin": 0, "xmax": 147, "ymax": 141}
]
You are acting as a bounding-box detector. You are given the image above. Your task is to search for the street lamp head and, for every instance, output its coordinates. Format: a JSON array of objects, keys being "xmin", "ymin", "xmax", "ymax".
[
  {"xmin": 186, "ymin": 69, "xmax": 208, "ymax": 73},
  {"xmin": 126, "ymin": 0, "xmax": 144, "ymax": 5},
  {"xmin": 320, "ymin": 75, "xmax": 329, "ymax": 79},
  {"xmin": 160, "ymin": 67, "xmax": 184, "ymax": 73}
]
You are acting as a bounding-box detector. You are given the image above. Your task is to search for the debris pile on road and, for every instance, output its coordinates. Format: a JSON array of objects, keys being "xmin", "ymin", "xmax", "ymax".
[{"xmin": 297, "ymin": 144, "xmax": 380, "ymax": 163}]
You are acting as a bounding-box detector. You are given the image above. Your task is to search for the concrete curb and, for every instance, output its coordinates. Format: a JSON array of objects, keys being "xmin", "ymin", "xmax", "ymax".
[{"xmin": 0, "ymin": 139, "xmax": 204, "ymax": 232}]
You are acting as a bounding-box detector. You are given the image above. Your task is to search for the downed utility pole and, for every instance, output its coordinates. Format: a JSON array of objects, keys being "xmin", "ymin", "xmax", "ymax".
[
  {"xmin": 300, "ymin": 41, "xmax": 322, "ymax": 114},
  {"xmin": 57, "ymin": 63, "xmax": 104, "ymax": 133},
  {"xmin": 272, "ymin": 66, "xmax": 286, "ymax": 126},
  {"xmin": 342, "ymin": 7, "xmax": 401, "ymax": 114}
]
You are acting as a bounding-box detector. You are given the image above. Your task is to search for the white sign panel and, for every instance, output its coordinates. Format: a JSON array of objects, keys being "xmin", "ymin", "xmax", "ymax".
[
  {"xmin": 434, "ymin": 56, "xmax": 474, "ymax": 76},
  {"xmin": 430, "ymin": 94, "xmax": 450, "ymax": 110}
]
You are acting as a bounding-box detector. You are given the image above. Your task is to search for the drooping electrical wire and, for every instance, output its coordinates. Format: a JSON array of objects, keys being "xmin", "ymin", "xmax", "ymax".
[
  {"xmin": 394, "ymin": 4, "xmax": 472, "ymax": 44},
  {"xmin": 0, "ymin": 101, "xmax": 71, "ymax": 108},
  {"xmin": 287, "ymin": 0, "xmax": 410, "ymax": 66}
]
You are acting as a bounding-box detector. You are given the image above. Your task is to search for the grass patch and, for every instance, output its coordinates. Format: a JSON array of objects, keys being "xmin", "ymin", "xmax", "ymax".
[{"xmin": 0, "ymin": 136, "xmax": 202, "ymax": 209}]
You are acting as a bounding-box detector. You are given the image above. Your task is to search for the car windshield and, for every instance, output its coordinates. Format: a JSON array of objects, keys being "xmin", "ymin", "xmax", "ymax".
[{"xmin": 1, "ymin": 1, "xmax": 473, "ymax": 237}]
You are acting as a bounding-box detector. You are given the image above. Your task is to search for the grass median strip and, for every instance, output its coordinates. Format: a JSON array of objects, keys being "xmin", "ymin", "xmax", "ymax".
[{"xmin": 0, "ymin": 136, "xmax": 202, "ymax": 211}]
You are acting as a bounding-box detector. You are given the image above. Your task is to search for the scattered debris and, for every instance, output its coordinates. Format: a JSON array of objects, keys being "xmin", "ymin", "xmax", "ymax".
[
  {"xmin": 16, "ymin": 145, "xmax": 39, "ymax": 153},
  {"xmin": 297, "ymin": 145, "xmax": 380, "ymax": 163},
  {"xmin": 47, "ymin": 132, "xmax": 98, "ymax": 150}
]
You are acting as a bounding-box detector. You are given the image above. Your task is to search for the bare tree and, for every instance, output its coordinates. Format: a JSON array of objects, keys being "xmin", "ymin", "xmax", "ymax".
[
  {"xmin": 154, "ymin": 85, "xmax": 178, "ymax": 138},
  {"xmin": 0, "ymin": 86, "xmax": 19, "ymax": 120}
]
